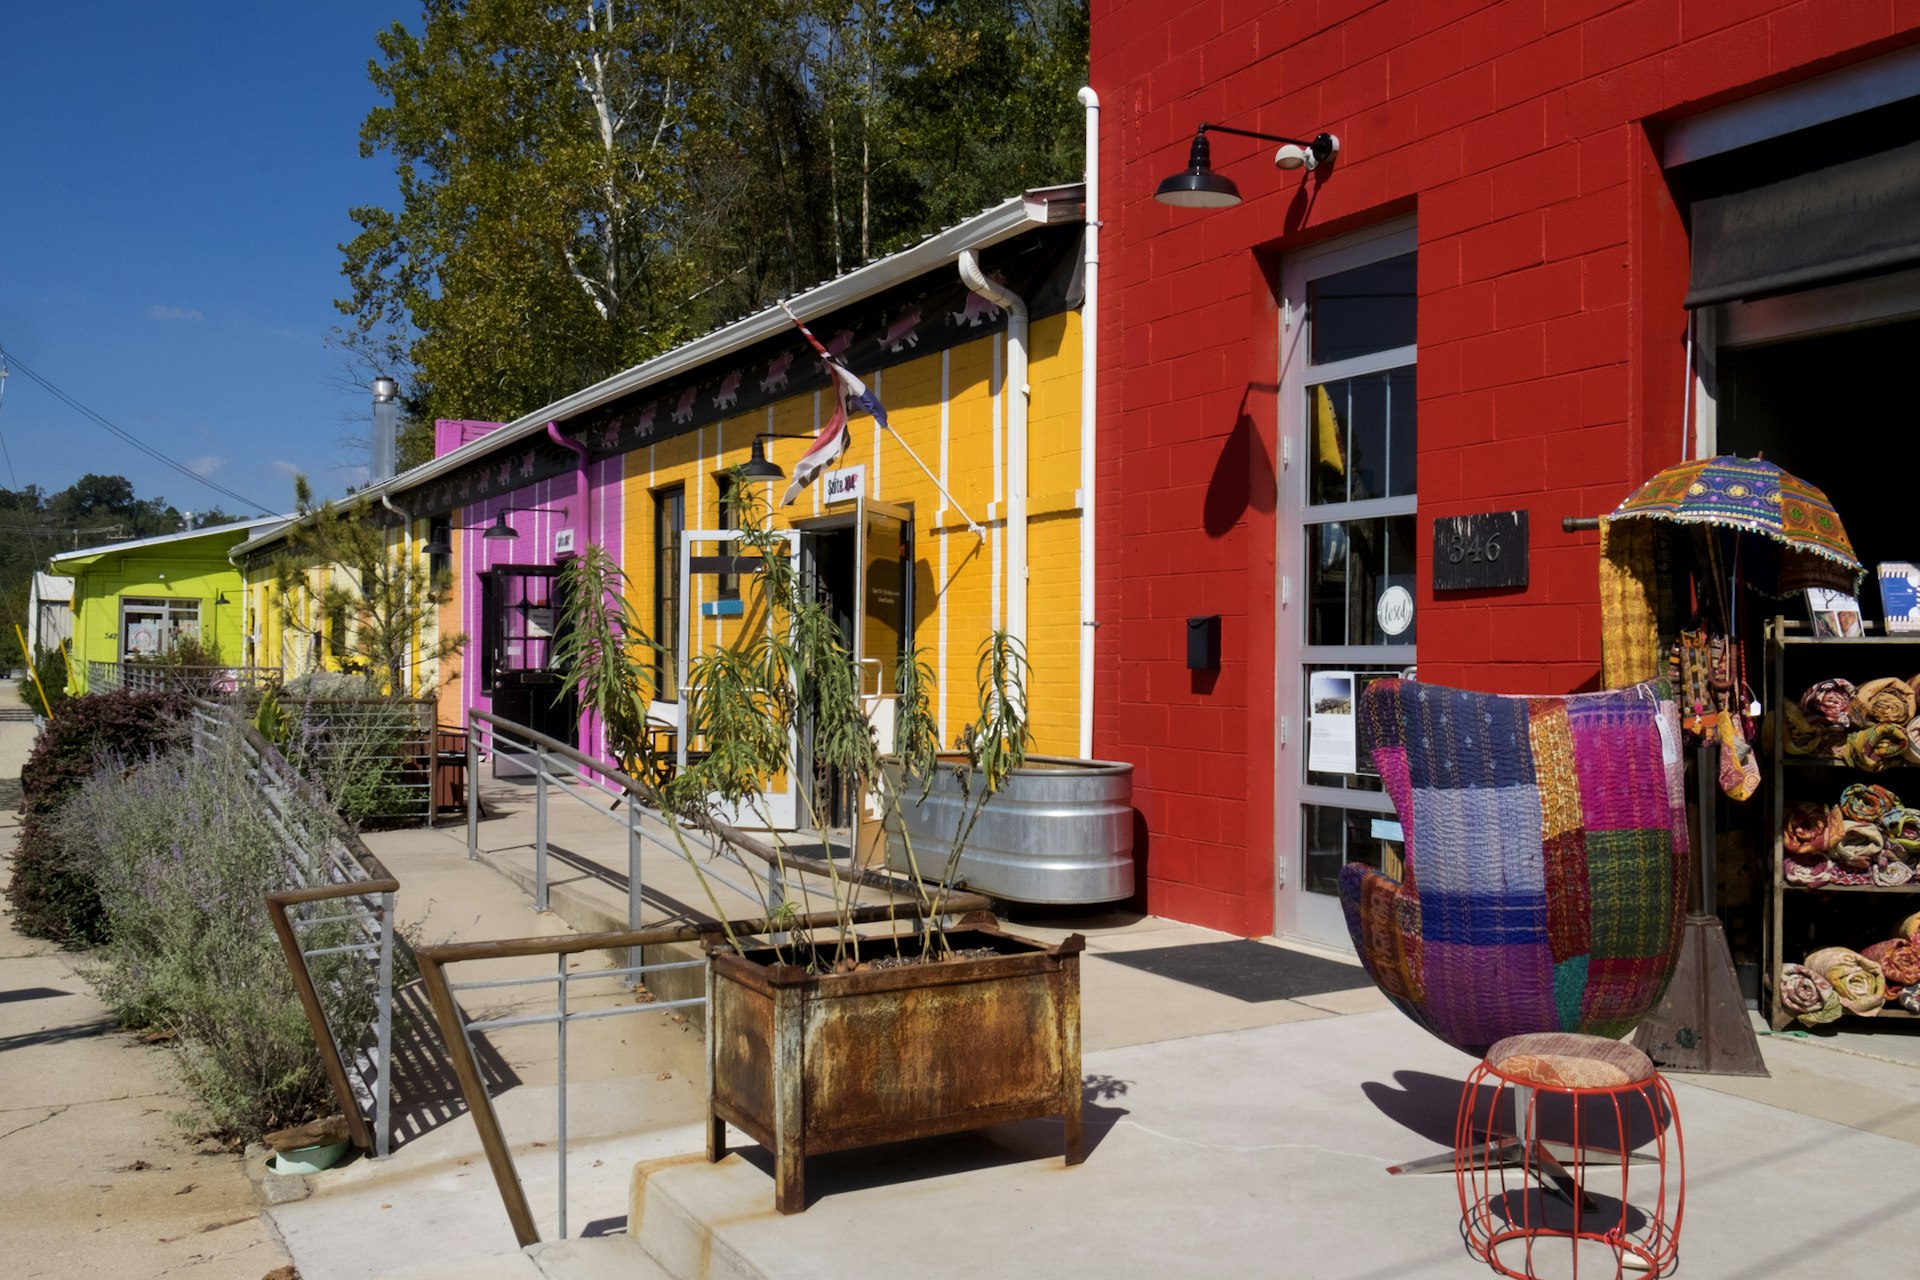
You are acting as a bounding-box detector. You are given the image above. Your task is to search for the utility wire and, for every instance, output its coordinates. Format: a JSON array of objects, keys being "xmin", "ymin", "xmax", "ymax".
[
  {"xmin": 0, "ymin": 343, "xmax": 276, "ymax": 515},
  {"xmin": 0, "ymin": 362, "xmax": 19, "ymax": 489}
]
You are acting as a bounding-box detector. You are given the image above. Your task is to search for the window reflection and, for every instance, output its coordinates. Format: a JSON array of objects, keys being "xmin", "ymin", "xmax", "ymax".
[
  {"xmin": 1308, "ymin": 252, "xmax": 1417, "ymax": 364},
  {"xmin": 1310, "ymin": 368, "xmax": 1416, "ymax": 505}
]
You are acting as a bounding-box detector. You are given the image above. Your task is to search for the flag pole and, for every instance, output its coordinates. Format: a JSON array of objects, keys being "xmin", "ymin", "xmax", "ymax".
[{"xmin": 778, "ymin": 301, "xmax": 987, "ymax": 541}]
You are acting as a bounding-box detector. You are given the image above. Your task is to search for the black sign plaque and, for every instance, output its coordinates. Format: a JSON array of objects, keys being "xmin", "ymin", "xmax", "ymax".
[{"xmin": 1432, "ymin": 510, "xmax": 1529, "ymax": 591}]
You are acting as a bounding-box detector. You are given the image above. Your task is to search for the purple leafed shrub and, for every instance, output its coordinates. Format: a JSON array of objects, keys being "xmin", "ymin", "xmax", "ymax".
[{"xmin": 5, "ymin": 691, "xmax": 187, "ymax": 944}]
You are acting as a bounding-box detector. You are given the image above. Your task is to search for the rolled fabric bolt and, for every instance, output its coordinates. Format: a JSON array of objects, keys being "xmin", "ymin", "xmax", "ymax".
[
  {"xmin": 1806, "ymin": 946, "xmax": 1886, "ymax": 1017},
  {"xmin": 1784, "ymin": 855, "xmax": 1836, "ymax": 886},
  {"xmin": 1862, "ymin": 938, "xmax": 1920, "ymax": 988},
  {"xmin": 1834, "ymin": 821, "xmax": 1887, "ymax": 871},
  {"xmin": 1881, "ymin": 807, "xmax": 1920, "ymax": 856},
  {"xmin": 1851, "ymin": 676, "xmax": 1917, "ymax": 727},
  {"xmin": 1779, "ymin": 962, "xmax": 1843, "ymax": 1026},
  {"xmin": 1904, "ymin": 714, "xmax": 1920, "ymax": 765},
  {"xmin": 1783, "ymin": 703, "xmax": 1815, "ymax": 755},
  {"xmin": 1841, "ymin": 782, "xmax": 1903, "ymax": 823},
  {"xmin": 1873, "ymin": 855, "xmax": 1916, "ymax": 887},
  {"xmin": 1785, "ymin": 801, "xmax": 1845, "ymax": 854},
  {"xmin": 1899, "ymin": 910, "xmax": 1920, "ymax": 942},
  {"xmin": 1800, "ymin": 678, "xmax": 1858, "ymax": 729},
  {"xmin": 1846, "ymin": 724, "xmax": 1909, "ymax": 771}
]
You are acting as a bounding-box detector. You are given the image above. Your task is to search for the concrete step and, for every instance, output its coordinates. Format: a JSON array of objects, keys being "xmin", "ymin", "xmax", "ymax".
[
  {"xmin": 379, "ymin": 1236, "xmax": 671, "ymax": 1280},
  {"xmin": 628, "ymin": 1153, "xmax": 768, "ymax": 1280}
]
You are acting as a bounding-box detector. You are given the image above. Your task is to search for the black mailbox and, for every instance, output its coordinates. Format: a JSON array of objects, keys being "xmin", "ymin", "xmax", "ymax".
[{"xmin": 1186, "ymin": 614, "xmax": 1221, "ymax": 671}]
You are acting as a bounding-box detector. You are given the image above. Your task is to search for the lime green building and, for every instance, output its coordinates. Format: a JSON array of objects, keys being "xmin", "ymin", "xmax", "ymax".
[{"xmin": 50, "ymin": 517, "xmax": 285, "ymax": 693}]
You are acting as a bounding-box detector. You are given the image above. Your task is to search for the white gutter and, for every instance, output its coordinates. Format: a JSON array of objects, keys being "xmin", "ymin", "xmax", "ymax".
[
  {"xmin": 958, "ymin": 249, "xmax": 1028, "ymax": 656},
  {"xmin": 1076, "ymin": 86, "xmax": 1100, "ymax": 759}
]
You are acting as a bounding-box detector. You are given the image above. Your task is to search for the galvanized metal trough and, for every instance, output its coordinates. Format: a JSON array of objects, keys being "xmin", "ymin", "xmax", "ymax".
[
  {"xmin": 887, "ymin": 754, "xmax": 1136, "ymax": 905},
  {"xmin": 705, "ymin": 921, "xmax": 1085, "ymax": 1214}
]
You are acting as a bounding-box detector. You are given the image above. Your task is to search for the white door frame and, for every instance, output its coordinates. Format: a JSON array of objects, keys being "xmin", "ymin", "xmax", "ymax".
[
  {"xmin": 1274, "ymin": 218, "xmax": 1419, "ymax": 948},
  {"xmin": 678, "ymin": 526, "xmax": 801, "ymax": 829}
]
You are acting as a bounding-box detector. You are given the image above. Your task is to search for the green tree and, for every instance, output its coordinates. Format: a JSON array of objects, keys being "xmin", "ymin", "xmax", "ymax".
[
  {"xmin": 337, "ymin": 1, "xmax": 1087, "ymax": 431},
  {"xmin": 269, "ymin": 476, "xmax": 464, "ymax": 695}
]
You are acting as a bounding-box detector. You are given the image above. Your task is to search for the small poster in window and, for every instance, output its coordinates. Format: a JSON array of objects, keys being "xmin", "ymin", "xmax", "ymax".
[
  {"xmin": 1806, "ymin": 588, "xmax": 1863, "ymax": 638},
  {"xmin": 1878, "ymin": 563, "xmax": 1920, "ymax": 634},
  {"xmin": 1307, "ymin": 671, "xmax": 1357, "ymax": 776}
]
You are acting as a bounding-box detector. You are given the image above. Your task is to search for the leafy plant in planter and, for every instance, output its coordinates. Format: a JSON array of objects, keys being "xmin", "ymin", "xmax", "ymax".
[{"xmin": 554, "ymin": 476, "xmax": 1084, "ymax": 1212}]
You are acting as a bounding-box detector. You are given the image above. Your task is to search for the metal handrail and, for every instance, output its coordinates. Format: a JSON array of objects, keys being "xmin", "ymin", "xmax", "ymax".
[
  {"xmin": 414, "ymin": 897, "xmax": 993, "ymax": 1248},
  {"xmin": 197, "ymin": 701, "xmax": 401, "ymax": 1157}
]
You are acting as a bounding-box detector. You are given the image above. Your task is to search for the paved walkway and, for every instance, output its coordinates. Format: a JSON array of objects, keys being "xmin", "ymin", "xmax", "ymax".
[
  {"xmin": 0, "ymin": 689, "xmax": 294, "ymax": 1280},
  {"xmin": 9, "ymin": 695, "xmax": 1920, "ymax": 1279}
]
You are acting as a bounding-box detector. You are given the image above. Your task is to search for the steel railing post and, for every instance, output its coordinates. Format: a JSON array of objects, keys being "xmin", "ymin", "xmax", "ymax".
[
  {"xmin": 534, "ymin": 744, "xmax": 549, "ymax": 912},
  {"xmin": 466, "ymin": 721, "xmax": 480, "ymax": 861},
  {"xmin": 555, "ymin": 951, "xmax": 569, "ymax": 1240},
  {"xmin": 375, "ymin": 889, "xmax": 396, "ymax": 1159},
  {"xmin": 627, "ymin": 796, "xmax": 642, "ymax": 974}
]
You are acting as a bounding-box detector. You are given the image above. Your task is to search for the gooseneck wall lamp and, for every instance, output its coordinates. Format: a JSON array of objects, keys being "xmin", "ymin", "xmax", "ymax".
[
  {"xmin": 1155, "ymin": 124, "xmax": 1340, "ymax": 209},
  {"xmin": 483, "ymin": 505, "xmax": 572, "ymax": 540},
  {"xmin": 737, "ymin": 431, "xmax": 820, "ymax": 484}
]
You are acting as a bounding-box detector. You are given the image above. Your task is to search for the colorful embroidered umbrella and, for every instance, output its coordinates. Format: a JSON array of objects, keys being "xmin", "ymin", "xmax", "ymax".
[{"xmin": 1610, "ymin": 454, "xmax": 1860, "ymax": 572}]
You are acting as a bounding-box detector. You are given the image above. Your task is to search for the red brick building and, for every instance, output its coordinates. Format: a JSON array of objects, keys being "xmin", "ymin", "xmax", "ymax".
[{"xmin": 1088, "ymin": 2, "xmax": 1920, "ymax": 946}]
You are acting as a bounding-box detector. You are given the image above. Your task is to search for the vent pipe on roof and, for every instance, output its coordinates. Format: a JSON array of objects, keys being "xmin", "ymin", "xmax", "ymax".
[{"xmin": 371, "ymin": 375, "xmax": 399, "ymax": 483}]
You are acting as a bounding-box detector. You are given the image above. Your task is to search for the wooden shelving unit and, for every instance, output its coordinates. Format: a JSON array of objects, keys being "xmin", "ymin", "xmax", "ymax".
[{"xmin": 1766, "ymin": 617, "xmax": 1920, "ymax": 1028}]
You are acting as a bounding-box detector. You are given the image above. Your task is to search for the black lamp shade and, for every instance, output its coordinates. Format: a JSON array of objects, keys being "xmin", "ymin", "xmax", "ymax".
[
  {"xmin": 483, "ymin": 512, "xmax": 518, "ymax": 540},
  {"xmin": 740, "ymin": 437, "xmax": 785, "ymax": 482},
  {"xmin": 1155, "ymin": 131, "xmax": 1242, "ymax": 209},
  {"xmin": 422, "ymin": 535, "xmax": 453, "ymax": 557}
]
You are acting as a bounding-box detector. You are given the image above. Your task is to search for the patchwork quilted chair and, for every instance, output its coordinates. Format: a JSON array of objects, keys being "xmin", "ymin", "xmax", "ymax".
[{"xmin": 1339, "ymin": 679, "xmax": 1691, "ymax": 1059}]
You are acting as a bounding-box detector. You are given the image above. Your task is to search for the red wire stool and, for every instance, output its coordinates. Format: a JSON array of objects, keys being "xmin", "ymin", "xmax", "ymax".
[{"xmin": 1455, "ymin": 1033, "xmax": 1685, "ymax": 1278}]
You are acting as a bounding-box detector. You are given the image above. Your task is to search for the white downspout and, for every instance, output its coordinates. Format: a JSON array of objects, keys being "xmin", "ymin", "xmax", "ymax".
[
  {"xmin": 1076, "ymin": 85, "xmax": 1100, "ymax": 759},
  {"xmin": 958, "ymin": 248, "xmax": 1028, "ymax": 657}
]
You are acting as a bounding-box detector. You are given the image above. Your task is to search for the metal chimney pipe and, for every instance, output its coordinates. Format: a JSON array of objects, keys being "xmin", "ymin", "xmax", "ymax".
[{"xmin": 371, "ymin": 375, "xmax": 399, "ymax": 483}]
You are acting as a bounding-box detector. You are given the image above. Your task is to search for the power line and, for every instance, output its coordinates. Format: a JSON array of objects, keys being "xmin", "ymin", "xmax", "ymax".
[
  {"xmin": 0, "ymin": 362, "xmax": 19, "ymax": 489},
  {"xmin": 0, "ymin": 343, "xmax": 276, "ymax": 515}
]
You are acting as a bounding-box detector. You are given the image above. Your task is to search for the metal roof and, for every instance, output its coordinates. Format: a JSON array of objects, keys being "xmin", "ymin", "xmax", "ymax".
[
  {"xmin": 233, "ymin": 185, "xmax": 1085, "ymax": 560},
  {"xmin": 52, "ymin": 515, "xmax": 288, "ymax": 566}
]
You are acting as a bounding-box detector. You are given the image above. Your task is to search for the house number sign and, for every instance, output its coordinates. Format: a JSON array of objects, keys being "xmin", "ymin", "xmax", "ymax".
[{"xmin": 1431, "ymin": 510, "xmax": 1529, "ymax": 591}]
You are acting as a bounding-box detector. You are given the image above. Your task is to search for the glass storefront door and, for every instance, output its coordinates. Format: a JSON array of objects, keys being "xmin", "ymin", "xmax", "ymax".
[{"xmin": 1276, "ymin": 221, "xmax": 1419, "ymax": 949}]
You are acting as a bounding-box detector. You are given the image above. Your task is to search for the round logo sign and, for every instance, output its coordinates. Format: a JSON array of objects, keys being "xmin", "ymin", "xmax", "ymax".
[{"xmin": 1376, "ymin": 585, "xmax": 1414, "ymax": 637}]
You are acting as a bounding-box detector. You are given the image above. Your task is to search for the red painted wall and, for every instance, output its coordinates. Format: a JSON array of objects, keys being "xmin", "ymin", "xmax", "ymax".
[{"xmin": 1090, "ymin": 0, "xmax": 1920, "ymax": 936}]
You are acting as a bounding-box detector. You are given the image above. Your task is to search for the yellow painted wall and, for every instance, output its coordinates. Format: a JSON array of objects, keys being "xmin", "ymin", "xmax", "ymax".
[
  {"xmin": 241, "ymin": 518, "xmax": 448, "ymax": 698},
  {"xmin": 618, "ymin": 313, "xmax": 1083, "ymax": 756}
]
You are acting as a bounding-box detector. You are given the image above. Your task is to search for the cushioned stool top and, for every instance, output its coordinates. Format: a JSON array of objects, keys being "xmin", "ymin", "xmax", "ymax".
[{"xmin": 1486, "ymin": 1032, "xmax": 1656, "ymax": 1089}]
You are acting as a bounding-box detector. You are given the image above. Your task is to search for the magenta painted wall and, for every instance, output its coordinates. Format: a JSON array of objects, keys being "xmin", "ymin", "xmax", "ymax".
[{"xmin": 459, "ymin": 455, "xmax": 625, "ymax": 768}]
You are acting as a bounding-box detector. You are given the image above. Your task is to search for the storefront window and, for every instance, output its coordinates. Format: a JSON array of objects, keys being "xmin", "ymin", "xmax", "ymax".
[
  {"xmin": 654, "ymin": 486, "xmax": 684, "ymax": 700},
  {"xmin": 119, "ymin": 596, "xmax": 200, "ymax": 660}
]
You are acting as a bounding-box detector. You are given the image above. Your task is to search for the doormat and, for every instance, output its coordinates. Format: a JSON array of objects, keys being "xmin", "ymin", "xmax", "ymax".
[{"xmin": 1097, "ymin": 940, "xmax": 1371, "ymax": 1004}]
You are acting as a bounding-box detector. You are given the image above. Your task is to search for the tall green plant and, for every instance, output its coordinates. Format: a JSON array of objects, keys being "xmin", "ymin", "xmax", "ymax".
[{"xmin": 551, "ymin": 471, "xmax": 1034, "ymax": 971}]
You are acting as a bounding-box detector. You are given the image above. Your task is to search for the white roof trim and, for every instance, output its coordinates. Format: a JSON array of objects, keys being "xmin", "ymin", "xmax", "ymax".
[
  {"xmin": 234, "ymin": 186, "xmax": 1082, "ymax": 561},
  {"xmin": 395, "ymin": 189, "xmax": 1075, "ymax": 493},
  {"xmin": 52, "ymin": 515, "xmax": 288, "ymax": 565}
]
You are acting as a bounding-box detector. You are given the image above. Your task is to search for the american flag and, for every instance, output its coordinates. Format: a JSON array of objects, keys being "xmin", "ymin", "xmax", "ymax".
[{"xmin": 778, "ymin": 304, "xmax": 887, "ymax": 507}]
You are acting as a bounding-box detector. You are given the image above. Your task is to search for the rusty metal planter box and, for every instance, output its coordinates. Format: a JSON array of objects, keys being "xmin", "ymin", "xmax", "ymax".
[{"xmin": 705, "ymin": 923, "xmax": 1085, "ymax": 1213}]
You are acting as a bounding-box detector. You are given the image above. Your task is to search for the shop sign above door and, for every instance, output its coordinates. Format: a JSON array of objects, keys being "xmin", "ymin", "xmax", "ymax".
[
  {"xmin": 824, "ymin": 465, "xmax": 867, "ymax": 504},
  {"xmin": 1432, "ymin": 510, "xmax": 1528, "ymax": 591}
]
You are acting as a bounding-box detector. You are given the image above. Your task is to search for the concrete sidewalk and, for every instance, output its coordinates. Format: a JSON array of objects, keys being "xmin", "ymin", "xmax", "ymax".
[
  {"xmin": 0, "ymin": 689, "xmax": 294, "ymax": 1280},
  {"xmin": 275, "ymin": 767, "xmax": 1920, "ymax": 1279}
]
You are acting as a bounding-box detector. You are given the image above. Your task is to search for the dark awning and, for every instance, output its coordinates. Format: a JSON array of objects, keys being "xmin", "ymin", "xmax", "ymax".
[{"xmin": 1685, "ymin": 104, "xmax": 1920, "ymax": 309}]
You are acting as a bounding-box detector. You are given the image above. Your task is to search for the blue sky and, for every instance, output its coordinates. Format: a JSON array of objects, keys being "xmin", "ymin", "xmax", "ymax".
[{"xmin": 0, "ymin": 4, "xmax": 414, "ymax": 517}]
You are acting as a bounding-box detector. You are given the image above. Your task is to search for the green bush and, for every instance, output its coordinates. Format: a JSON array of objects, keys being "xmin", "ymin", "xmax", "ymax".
[
  {"xmin": 56, "ymin": 731, "xmax": 374, "ymax": 1139},
  {"xmin": 21, "ymin": 645, "xmax": 71, "ymax": 717},
  {"xmin": 4, "ymin": 690, "xmax": 187, "ymax": 944},
  {"xmin": 281, "ymin": 674, "xmax": 426, "ymax": 827}
]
